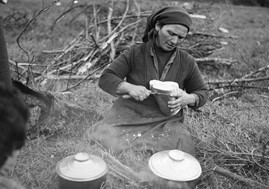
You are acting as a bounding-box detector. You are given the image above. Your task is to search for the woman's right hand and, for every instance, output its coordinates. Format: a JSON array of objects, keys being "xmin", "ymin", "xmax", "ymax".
[
  {"xmin": 116, "ymin": 82, "xmax": 151, "ymax": 101},
  {"xmin": 128, "ymin": 85, "xmax": 151, "ymax": 101}
]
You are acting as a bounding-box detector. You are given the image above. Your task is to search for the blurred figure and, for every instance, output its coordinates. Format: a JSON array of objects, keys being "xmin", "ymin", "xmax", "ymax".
[
  {"xmin": 0, "ymin": 19, "xmax": 12, "ymax": 87},
  {"xmin": 0, "ymin": 6, "xmax": 52, "ymax": 121},
  {"xmin": 0, "ymin": 83, "xmax": 29, "ymax": 189},
  {"xmin": 1, "ymin": 0, "xmax": 11, "ymax": 86}
]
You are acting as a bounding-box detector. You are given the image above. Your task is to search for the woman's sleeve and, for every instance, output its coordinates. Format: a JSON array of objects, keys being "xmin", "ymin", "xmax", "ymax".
[
  {"xmin": 98, "ymin": 46, "xmax": 133, "ymax": 96},
  {"xmin": 0, "ymin": 24, "xmax": 12, "ymax": 87},
  {"xmin": 184, "ymin": 57, "xmax": 209, "ymax": 108}
]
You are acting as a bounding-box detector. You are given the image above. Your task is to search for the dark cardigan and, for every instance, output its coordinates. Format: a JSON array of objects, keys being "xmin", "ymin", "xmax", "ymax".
[{"xmin": 99, "ymin": 41, "xmax": 208, "ymax": 109}]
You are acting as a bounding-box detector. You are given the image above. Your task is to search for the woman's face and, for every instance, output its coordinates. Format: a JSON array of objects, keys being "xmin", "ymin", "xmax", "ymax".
[{"xmin": 155, "ymin": 23, "xmax": 188, "ymax": 51}]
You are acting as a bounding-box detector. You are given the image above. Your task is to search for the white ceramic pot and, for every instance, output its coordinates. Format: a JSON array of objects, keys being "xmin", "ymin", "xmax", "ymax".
[{"xmin": 56, "ymin": 152, "xmax": 108, "ymax": 189}]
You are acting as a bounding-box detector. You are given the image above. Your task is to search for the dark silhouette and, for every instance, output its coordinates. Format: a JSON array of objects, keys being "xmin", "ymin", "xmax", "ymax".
[{"xmin": 0, "ymin": 82, "xmax": 29, "ymax": 189}]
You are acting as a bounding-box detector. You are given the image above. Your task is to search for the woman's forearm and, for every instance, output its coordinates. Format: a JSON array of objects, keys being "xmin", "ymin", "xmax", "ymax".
[{"xmin": 98, "ymin": 71, "xmax": 124, "ymax": 96}]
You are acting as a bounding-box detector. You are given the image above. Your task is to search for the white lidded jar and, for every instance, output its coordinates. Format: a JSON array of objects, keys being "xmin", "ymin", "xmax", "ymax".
[
  {"xmin": 149, "ymin": 80, "xmax": 180, "ymax": 116},
  {"xmin": 56, "ymin": 152, "xmax": 108, "ymax": 189},
  {"xmin": 148, "ymin": 149, "xmax": 202, "ymax": 181}
]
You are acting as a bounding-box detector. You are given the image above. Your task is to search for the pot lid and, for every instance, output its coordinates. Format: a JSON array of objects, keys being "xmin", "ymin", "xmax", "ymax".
[
  {"xmin": 148, "ymin": 150, "xmax": 202, "ymax": 181},
  {"xmin": 56, "ymin": 152, "xmax": 107, "ymax": 182}
]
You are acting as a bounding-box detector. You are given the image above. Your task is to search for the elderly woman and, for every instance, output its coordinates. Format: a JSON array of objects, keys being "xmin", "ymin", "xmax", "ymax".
[{"xmin": 88, "ymin": 6, "xmax": 208, "ymax": 188}]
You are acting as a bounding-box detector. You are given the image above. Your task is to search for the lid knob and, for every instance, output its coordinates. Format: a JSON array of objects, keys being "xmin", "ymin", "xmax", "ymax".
[
  {"xmin": 74, "ymin": 152, "xmax": 90, "ymax": 162},
  {"xmin": 168, "ymin": 150, "xmax": 185, "ymax": 162}
]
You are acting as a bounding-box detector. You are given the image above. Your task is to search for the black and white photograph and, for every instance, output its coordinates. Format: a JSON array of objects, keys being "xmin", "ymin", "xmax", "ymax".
[{"xmin": 0, "ymin": 0, "xmax": 268, "ymax": 188}]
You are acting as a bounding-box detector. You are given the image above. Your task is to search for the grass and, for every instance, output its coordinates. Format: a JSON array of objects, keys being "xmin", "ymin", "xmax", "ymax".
[
  {"xmin": 187, "ymin": 94, "xmax": 269, "ymax": 188},
  {"xmin": 1, "ymin": 0, "xmax": 269, "ymax": 188}
]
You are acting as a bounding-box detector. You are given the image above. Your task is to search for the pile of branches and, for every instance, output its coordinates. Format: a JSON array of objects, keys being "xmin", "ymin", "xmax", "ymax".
[
  {"xmin": 208, "ymin": 65, "xmax": 269, "ymax": 102},
  {"xmin": 196, "ymin": 136, "xmax": 269, "ymax": 189},
  {"xmin": 8, "ymin": 0, "xmax": 268, "ymax": 113},
  {"xmin": 11, "ymin": 0, "xmax": 146, "ymax": 91},
  {"xmin": 10, "ymin": 0, "xmax": 238, "ymax": 93}
]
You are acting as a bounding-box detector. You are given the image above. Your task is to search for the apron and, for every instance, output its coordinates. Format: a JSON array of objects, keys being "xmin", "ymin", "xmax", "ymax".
[
  {"xmin": 86, "ymin": 98, "xmax": 195, "ymax": 156},
  {"xmin": 85, "ymin": 97, "xmax": 198, "ymax": 189}
]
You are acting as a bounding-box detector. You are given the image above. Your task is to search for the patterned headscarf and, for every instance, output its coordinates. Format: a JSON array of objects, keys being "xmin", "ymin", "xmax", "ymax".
[{"xmin": 142, "ymin": 6, "xmax": 192, "ymax": 42}]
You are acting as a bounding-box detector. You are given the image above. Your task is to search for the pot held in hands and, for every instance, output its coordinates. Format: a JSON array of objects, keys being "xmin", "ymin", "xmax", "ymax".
[{"xmin": 150, "ymin": 80, "xmax": 180, "ymax": 116}]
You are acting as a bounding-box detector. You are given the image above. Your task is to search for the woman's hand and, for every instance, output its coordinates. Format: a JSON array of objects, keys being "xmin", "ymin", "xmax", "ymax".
[
  {"xmin": 116, "ymin": 81, "xmax": 151, "ymax": 101},
  {"xmin": 128, "ymin": 85, "xmax": 151, "ymax": 101},
  {"xmin": 167, "ymin": 88, "xmax": 196, "ymax": 113}
]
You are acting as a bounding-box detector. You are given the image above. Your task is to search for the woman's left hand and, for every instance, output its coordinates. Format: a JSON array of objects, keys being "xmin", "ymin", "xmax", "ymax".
[{"xmin": 167, "ymin": 88, "xmax": 196, "ymax": 113}]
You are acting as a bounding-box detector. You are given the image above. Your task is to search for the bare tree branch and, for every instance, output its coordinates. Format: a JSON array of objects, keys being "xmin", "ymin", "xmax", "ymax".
[
  {"xmin": 242, "ymin": 65, "xmax": 269, "ymax": 79},
  {"xmin": 16, "ymin": 0, "xmax": 59, "ymax": 63},
  {"xmin": 213, "ymin": 166, "xmax": 269, "ymax": 189}
]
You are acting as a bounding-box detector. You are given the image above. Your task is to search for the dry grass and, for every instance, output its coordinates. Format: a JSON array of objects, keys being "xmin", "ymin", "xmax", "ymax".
[
  {"xmin": 186, "ymin": 94, "xmax": 269, "ymax": 188},
  {"xmin": 1, "ymin": 0, "xmax": 269, "ymax": 188}
]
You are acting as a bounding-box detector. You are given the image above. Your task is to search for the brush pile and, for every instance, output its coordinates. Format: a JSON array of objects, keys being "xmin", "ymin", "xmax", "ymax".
[{"xmin": 9, "ymin": 0, "xmax": 241, "ymax": 93}]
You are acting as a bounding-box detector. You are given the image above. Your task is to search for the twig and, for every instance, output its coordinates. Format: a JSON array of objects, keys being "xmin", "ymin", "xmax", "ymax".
[
  {"xmin": 213, "ymin": 166, "xmax": 269, "ymax": 189},
  {"xmin": 100, "ymin": 0, "xmax": 130, "ymax": 42},
  {"xmin": 107, "ymin": 5, "xmax": 116, "ymax": 60},
  {"xmin": 93, "ymin": 2, "xmax": 100, "ymax": 42},
  {"xmin": 9, "ymin": 60, "xmax": 27, "ymax": 71},
  {"xmin": 85, "ymin": 16, "xmax": 89, "ymax": 40},
  {"xmin": 91, "ymin": 139, "xmax": 141, "ymax": 185},
  {"xmin": 42, "ymin": 50, "xmax": 65, "ymax": 54},
  {"xmin": 188, "ymin": 31, "xmax": 237, "ymax": 39},
  {"xmin": 46, "ymin": 52, "xmax": 90, "ymax": 76},
  {"xmin": 232, "ymin": 85, "xmax": 269, "ymax": 91},
  {"xmin": 102, "ymin": 151, "xmax": 142, "ymax": 184},
  {"xmin": 117, "ymin": 19, "xmax": 141, "ymax": 34},
  {"xmin": 231, "ymin": 76, "xmax": 269, "ymax": 84},
  {"xmin": 76, "ymin": 32, "xmax": 119, "ymax": 75},
  {"xmin": 90, "ymin": 12, "xmax": 149, "ymax": 28},
  {"xmin": 260, "ymin": 95, "xmax": 269, "ymax": 99},
  {"xmin": 66, "ymin": 56, "xmax": 74, "ymax": 89},
  {"xmin": 9, "ymin": 60, "xmax": 41, "ymax": 75},
  {"xmin": 90, "ymin": 34, "xmax": 99, "ymax": 48},
  {"xmin": 99, "ymin": 32, "xmax": 119, "ymax": 50},
  {"xmin": 61, "ymin": 63, "xmax": 107, "ymax": 92},
  {"xmin": 9, "ymin": 60, "xmax": 26, "ymax": 80},
  {"xmin": 196, "ymin": 57, "xmax": 236, "ymax": 67},
  {"xmin": 251, "ymin": 149, "xmax": 269, "ymax": 171},
  {"xmin": 207, "ymin": 76, "xmax": 269, "ymax": 87},
  {"xmin": 131, "ymin": 0, "xmax": 141, "ymax": 44},
  {"xmin": 46, "ymin": 75, "xmax": 99, "ymax": 80},
  {"xmin": 242, "ymin": 65, "xmax": 269, "ymax": 79},
  {"xmin": 16, "ymin": 0, "xmax": 59, "ymax": 62},
  {"xmin": 35, "ymin": 31, "xmax": 84, "ymax": 82},
  {"xmin": 215, "ymin": 148, "xmax": 269, "ymax": 161},
  {"xmin": 212, "ymin": 91, "xmax": 239, "ymax": 102},
  {"xmin": 108, "ymin": 167, "xmax": 139, "ymax": 186},
  {"xmin": 50, "ymin": 5, "xmax": 86, "ymax": 30}
]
